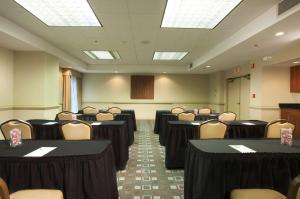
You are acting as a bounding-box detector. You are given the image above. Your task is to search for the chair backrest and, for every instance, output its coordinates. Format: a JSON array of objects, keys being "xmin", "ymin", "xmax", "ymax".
[
  {"xmin": 0, "ymin": 119, "xmax": 33, "ymax": 140},
  {"xmin": 107, "ymin": 107, "xmax": 122, "ymax": 114},
  {"xmin": 96, "ymin": 112, "xmax": 114, "ymax": 121},
  {"xmin": 0, "ymin": 178, "xmax": 9, "ymax": 199},
  {"xmin": 61, "ymin": 120, "xmax": 92, "ymax": 140},
  {"xmin": 171, "ymin": 107, "xmax": 185, "ymax": 114},
  {"xmin": 56, "ymin": 111, "xmax": 76, "ymax": 121},
  {"xmin": 199, "ymin": 108, "xmax": 211, "ymax": 114},
  {"xmin": 218, "ymin": 112, "xmax": 236, "ymax": 122},
  {"xmin": 265, "ymin": 119, "xmax": 295, "ymax": 138},
  {"xmin": 177, "ymin": 112, "xmax": 195, "ymax": 121},
  {"xmin": 200, "ymin": 120, "xmax": 227, "ymax": 139},
  {"xmin": 82, "ymin": 106, "xmax": 98, "ymax": 114},
  {"xmin": 287, "ymin": 175, "xmax": 300, "ymax": 199}
]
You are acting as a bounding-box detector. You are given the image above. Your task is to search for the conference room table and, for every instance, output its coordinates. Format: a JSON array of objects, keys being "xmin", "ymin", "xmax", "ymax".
[
  {"xmin": 76, "ymin": 113, "xmax": 134, "ymax": 145},
  {"xmin": 78, "ymin": 109, "xmax": 137, "ymax": 131},
  {"xmin": 165, "ymin": 120, "xmax": 267, "ymax": 169},
  {"xmin": 0, "ymin": 140, "xmax": 118, "ymax": 199},
  {"xmin": 28, "ymin": 119, "xmax": 128, "ymax": 170},
  {"xmin": 154, "ymin": 110, "xmax": 171, "ymax": 134},
  {"xmin": 184, "ymin": 139, "xmax": 300, "ymax": 199},
  {"xmin": 158, "ymin": 113, "xmax": 220, "ymax": 145}
]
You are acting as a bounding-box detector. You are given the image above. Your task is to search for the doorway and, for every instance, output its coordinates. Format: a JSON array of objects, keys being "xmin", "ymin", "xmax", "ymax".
[{"xmin": 227, "ymin": 75, "xmax": 250, "ymax": 119}]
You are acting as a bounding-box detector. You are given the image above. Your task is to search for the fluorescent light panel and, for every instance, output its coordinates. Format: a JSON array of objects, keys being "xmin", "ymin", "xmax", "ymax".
[
  {"xmin": 161, "ymin": 0, "xmax": 242, "ymax": 29},
  {"xmin": 84, "ymin": 51, "xmax": 120, "ymax": 60},
  {"xmin": 14, "ymin": 0, "xmax": 101, "ymax": 26},
  {"xmin": 153, "ymin": 52, "xmax": 188, "ymax": 60}
]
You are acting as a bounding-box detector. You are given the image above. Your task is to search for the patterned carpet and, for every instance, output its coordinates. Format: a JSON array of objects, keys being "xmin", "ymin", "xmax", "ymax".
[{"xmin": 117, "ymin": 121, "xmax": 184, "ymax": 199}]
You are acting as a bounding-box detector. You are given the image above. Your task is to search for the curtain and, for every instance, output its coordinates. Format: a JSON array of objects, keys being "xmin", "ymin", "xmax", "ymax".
[
  {"xmin": 71, "ymin": 76, "xmax": 78, "ymax": 113},
  {"xmin": 62, "ymin": 69, "xmax": 82, "ymax": 112},
  {"xmin": 62, "ymin": 71, "xmax": 71, "ymax": 111}
]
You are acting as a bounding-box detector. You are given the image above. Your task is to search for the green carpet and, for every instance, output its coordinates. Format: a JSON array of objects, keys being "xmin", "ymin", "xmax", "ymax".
[{"xmin": 117, "ymin": 130, "xmax": 184, "ymax": 199}]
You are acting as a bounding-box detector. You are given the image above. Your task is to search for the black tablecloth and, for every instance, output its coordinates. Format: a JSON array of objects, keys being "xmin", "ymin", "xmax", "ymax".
[
  {"xmin": 27, "ymin": 119, "xmax": 62, "ymax": 139},
  {"xmin": 27, "ymin": 120, "xmax": 129, "ymax": 170},
  {"xmin": 0, "ymin": 140, "xmax": 118, "ymax": 199},
  {"xmin": 159, "ymin": 114, "xmax": 177, "ymax": 145},
  {"xmin": 114, "ymin": 113, "xmax": 134, "ymax": 145},
  {"xmin": 165, "ymin": 121, "xmax": 200, "ymax": 169},
  {"xmin": 154, "ymin": 110, "xmax": 171, "ymax": 133},
  {"xmin": 225, "ymin": 120, "xmax": 267, "ymax": 138},
  {"xmin": 73, "ymin": 113, "xmax": 134, "ymax": 145},
  {"xmin": 121, "ymin": 110, "xmax": 137, "ymax": 131},
  {"xmin": 158, "ymin": 113, "xmax": 220, "ymax": 146},
  {"xmin": 184, "ymin": 139, "xmax": 300, "ymax": 199},
  {"xmin": 76, "ymin": 113, "xmax": 97, "ymax": 121},
  {"xmin": 165, "ymin": 120, "xmax": 267, "ymax": 169},
  {"xmin": 92, "ymin": 121, "xmax": 129, "ymax": 170},
  {"xmin": 78, "ymin": 109, "xmax": 137, "ymax": 131},
  {"xmin": 195, "ymin": 113, "xmax": 219, "ymax": 121}
]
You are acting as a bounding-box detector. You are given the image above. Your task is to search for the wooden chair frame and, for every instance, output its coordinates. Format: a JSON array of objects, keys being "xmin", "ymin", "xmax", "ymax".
[
  {"xmin": 264, "ymin": 119, "xmax": 295, "ymax": 138},
  {"xmin": 199, "ymin": 119, "xmax": 228, "ymax": 139},
  {"xmin": 0, "ymin": 119, "xmax": 34, "ymax": 140},
  {"xmin": 60, "ymin": 120, "xmax": 92, "ymax": 140}
]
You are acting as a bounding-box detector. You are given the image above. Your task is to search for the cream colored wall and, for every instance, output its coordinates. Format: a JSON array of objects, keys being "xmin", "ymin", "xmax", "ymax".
[
  {"xmin": 82, "ymin": 74, "xmax": 209, "ymax": 119},
  {"xmin": 0, "ymin": 47, "xmax": 14, "ymax": 139},
  {"xmin": 249, "ymin": 41, "xmax": 300, "ymax": 122},
  {"xmin": 208, "ymin": 72, "xmax": 225, "ymax": 113},
  {"xmin": 13, "ymin": 52, "xmax": 60, "ymax": 120}
]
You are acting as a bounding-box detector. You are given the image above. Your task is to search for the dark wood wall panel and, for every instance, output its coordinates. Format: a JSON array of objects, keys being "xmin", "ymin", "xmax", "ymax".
[{"xmin": 131, "ymin": 75, "xmax": 154, "ymax": 99}]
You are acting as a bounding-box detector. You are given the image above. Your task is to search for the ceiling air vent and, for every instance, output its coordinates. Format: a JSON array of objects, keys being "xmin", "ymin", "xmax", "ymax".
[{"xmin": 278, "ymin": 0, "xmax": 300, "ymax": 15}]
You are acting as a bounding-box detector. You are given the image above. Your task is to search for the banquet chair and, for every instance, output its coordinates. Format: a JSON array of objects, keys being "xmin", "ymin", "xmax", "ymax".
[
  {"xmin": 0, "ymin": 119, "xmax": 33, "ymax": 140},
  {"xmin": 96, "ymin": 112, "xmax": 114, "ymax": 121},
  {"xmin": 199, "ymin": 108, "xmax": 211, "ymax": 114},
  {"xmin": 56, "ymin": 111, "xmax": 76, "ymax": 121},
  {"xmin": 231, "ymin": 175, "xmax": 300, "ymax": 199},
  {"xmin": 199, "ymin": 120, "xmax": 227, "ymax": 139},
  {"xmin": 265, "ymin": 119, "xmax": 295, "ymax": 138},
  {"xmin": 218, "ymin": 112, "xmax": 236, "ymax": 122},
  {"xmin": 177, "ymin": 112, "xmax": 195, "ymax": 121},
  {"xmin": 0, "ymin": 178, "xmax": 63, "ymax": 199},
  {"xmin": 171, "ymin": 107, "xmax": 185, "ymax": 114},
  {"xmin": 82, "ymin": 106, "xmax": 98, "ymax": 114},
  {"xmin": 107, "ymin": 107, "xmax": 122, "ymax": 115},
  {"xmin": 61, "ymin": 120, "xmax": 92, "ymax": 140}
]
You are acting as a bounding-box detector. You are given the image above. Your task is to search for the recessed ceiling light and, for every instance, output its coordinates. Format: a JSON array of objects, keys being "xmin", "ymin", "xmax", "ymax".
[
  {"xmin": 153, "ymin": 52, "xmax": 188, "ymax": 60},
  {"xmin": 14, "ymin": 0, "xmax": 102, "ymax": 26},
  {"xmin": 161, "ymin": 0, "xmax": 242, "ymax": 29},
  {"xmin": 83, "ymin": 51, "xmax": 120, "ymax": 60},
  {"xmin": 205, "ymin": 65, "xmax": 212, "ymax": 68},
  {"xmin": 293, "ymin": 61, "xmax": 300, "ymax": 64},
  {"xmin": 275, "ymin": 32, "xmax": 285, "ymax": 36}
]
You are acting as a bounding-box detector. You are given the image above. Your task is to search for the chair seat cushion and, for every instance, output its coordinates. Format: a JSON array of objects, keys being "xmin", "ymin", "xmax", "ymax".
[
  {"xmin": 10, "ymin": 189, "xmax": 63, "ymax": 199},
  {"xmin": 231, "ymin": 189, "xmax": 286, "ymax": 199}
]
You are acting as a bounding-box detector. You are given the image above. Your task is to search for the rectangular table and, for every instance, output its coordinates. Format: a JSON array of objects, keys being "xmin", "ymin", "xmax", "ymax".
[
  {"xmin": 76, "ymin": 113, "xmax": 135, "ymax": 145},
  {"xmin": 28, "ymin": 119, "xmax": 129, "ymax": 170},
  {"xmin": 154, "ymin": 110, "xmax": 171, "ymax": 133},
  {"xmin": 158, "ymin": 113, "xmax": 219, "ymax": 145},
  {"xmin": 184, "ymin": 139, "xmax": 300, "ymax": 199},
  {"xmin": 165, "ymin": 120, "xmax": 267, "ymax": 169},
  {"xmin": 0, "ymin": 140, "xmax": 118, "ymax": 199}
]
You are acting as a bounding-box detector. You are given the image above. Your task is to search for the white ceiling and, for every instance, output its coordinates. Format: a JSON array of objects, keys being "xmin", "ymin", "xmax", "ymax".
[{"xmin": 0, "ymin": 0, "xmax": 299, "ymax": 74}]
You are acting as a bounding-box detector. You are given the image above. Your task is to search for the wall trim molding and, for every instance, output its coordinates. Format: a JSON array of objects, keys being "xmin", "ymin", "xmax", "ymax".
[
  {"xmin": 82, "ymin": 101, "xmax": 215, "ymax": 104},
  {"xmin": 250, "ymin": 105, "xmax": 279, "ymax": 110},
  {"xmin": 0, "ymin": 107, "xmax": 12, "ymax": 111},
  {"xmin": 0, "ymin": 106, "xmax": 60, "ymax": 111}
]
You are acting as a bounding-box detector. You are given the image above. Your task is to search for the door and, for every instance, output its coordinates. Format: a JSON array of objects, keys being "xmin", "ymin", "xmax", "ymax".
[
  {"xmin": 227, "ymin": 78, "xmax": 241, "ymax": 119},
  {"xmin": 227, "ymin": 75, "xmax": 250, "ymax": 120},
  {"xmin": 240, "ymin": 77, "xmax": 250, "ymax": 119}
]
